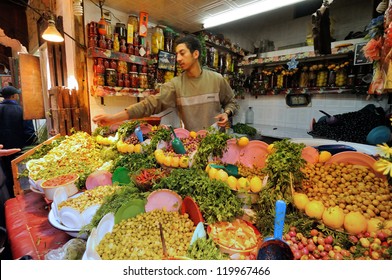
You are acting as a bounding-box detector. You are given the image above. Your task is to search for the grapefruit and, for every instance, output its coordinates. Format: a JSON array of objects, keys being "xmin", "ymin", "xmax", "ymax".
[
  {"xmin": 344, "ymin": 211, "xmax": 368, "ymax": 235},
  {"xmin": 293, "ymin": 192, "xmax": 310, "ymax": 210},
  {"xmin": 322, "ymin": 206, "xmax": 345, "ymax": 229},
  {"xmin": 305, "ymin": 200, "xmax": 325, "ymax": 219}
]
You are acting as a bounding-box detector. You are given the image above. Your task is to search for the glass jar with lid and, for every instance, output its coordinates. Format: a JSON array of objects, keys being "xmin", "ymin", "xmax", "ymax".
[
  {"xmin": 151, "ymin": 26, "xmax": 164, "ymax": 54},
  {"xmin": 130, "ymin": 72, "xmax": 139, "ymax": 88},
  {"xmin": 115, "ymin": 23, "xmax": 127, "ymax": 41},
  {"xmin": 139, "ymin": 73, "xmax": 148, "ymax": 89},
  {"xmin": 105, "ymin": 68, "xmax": 117, "ymax": 87},
  {"xmin": 127, "ymin": 14, "xmax": 139, "ymax": 44}
]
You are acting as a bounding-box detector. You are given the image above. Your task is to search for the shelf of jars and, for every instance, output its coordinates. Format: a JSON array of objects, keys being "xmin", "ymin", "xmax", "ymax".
[
  {"xmin": 249, "ymin": 85, "xmax": 369, "ymax": 97},
  {"xmin": 239, "ymin": 38, "xmax": 365, "ymax": 68},
  {"xmin": 87, "ymin": 47, "xmax": 156, "ymax": 66},
  {"xmin": 90, "ymin": 85, "xmax": 156, "ymax": 97}
]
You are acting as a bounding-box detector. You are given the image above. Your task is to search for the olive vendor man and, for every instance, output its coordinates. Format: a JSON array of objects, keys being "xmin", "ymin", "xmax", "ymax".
[{"xmin": 93, "ymin": 35, "xmax": 238, "ymax": 131}]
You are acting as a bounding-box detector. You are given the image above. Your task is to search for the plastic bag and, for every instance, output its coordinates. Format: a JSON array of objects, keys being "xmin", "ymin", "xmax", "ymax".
[{"xmin": 45, "ymin": 238, "xmax": 86, "ymax": 260}]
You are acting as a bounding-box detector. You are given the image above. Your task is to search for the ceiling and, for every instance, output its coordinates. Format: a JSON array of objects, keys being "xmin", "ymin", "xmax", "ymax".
[{"xmin": 102, "ymin": 0, "xmax": 270, "ymax": 33}]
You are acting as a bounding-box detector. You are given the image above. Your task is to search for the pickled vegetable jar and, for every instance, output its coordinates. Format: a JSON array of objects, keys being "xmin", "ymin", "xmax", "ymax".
[
  {"xmin": 105, "ymin": 68, "xmax": 117, "ymax": 87},
  {"xmin": 139, "ymin": 73, "xmax": 148, "ymax": 89},
  {"xmin": 151, "ymin": 26, "xmax": 164, "ymax": 54}
]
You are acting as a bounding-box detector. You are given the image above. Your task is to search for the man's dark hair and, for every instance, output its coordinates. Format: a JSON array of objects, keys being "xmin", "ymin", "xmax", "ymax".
[{"xmin": 175, "ymin": 35, "xmax": 201, "ymax": 57}]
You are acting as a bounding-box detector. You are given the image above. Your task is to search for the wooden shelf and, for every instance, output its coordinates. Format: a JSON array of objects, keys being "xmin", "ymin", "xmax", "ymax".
[
  {"xmin": 87, "ymin": 47, "xmax": 155, "ymax": 65},
  {"xmin": 250, "ymin": 85, "xmax": 369, "ymax": 96},
  {"xmin": 90, "ymin": 85, "xmax": 156, "ymax": 97}
]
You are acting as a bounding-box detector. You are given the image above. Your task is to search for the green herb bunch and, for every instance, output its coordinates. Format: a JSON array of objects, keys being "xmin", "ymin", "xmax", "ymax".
[
  {"xmin": 81, "ymin": 184, "xmax": 146, "ymax": 235},
  {"xmin": 153, "ymin": 168, "xmax": 243, "ymax": 224},
  {"xmin": 192, "ymin": 128, "xmax": 232, "ymax": 170},
  {"xmin": 255, "ymin": 139, "xmax": 306, "ymax": 234},
  {"xmin": 187, "ymin": 238, "xmax": 229, "ymax": 260}
]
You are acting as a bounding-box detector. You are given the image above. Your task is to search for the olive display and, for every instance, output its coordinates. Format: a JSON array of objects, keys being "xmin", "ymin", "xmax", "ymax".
[
  {"xmin": 96, "ymin": 210, "xmax": 195, "ymax": 260},
  {"xmin": 309, "ymin": 105, "xmax": 387, "ymax": 144}
]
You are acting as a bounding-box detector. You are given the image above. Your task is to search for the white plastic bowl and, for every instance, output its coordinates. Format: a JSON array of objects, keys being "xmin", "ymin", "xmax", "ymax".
[{"xmin": 41, "ymin": 173, "xmax": 79, "ymax": 200}]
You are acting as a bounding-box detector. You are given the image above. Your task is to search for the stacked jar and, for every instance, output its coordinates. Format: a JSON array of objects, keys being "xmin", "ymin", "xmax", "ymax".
[{"xmin": 151, "ymin": 26, "xmax": 164, "ymax": 54}]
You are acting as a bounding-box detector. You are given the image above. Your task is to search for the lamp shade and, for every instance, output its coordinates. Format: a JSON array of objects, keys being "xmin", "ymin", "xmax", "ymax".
[{"xmin": 42, "ymin": 19, "xmax": 64, "ymax": 42}]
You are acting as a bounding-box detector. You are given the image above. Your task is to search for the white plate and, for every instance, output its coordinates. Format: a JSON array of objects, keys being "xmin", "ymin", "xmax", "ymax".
[{"xmin": 48, "ymin": 209, "xmax": 86, "ymax": 238}]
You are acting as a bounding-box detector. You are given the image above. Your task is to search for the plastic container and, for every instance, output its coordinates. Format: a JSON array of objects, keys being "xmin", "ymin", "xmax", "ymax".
[{"xmin": 245, "ymin": 107, "xmax": 254, "ymax": 124}]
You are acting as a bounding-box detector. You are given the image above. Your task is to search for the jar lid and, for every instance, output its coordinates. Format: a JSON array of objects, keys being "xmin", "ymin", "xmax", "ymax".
[
  {"xmin": 106, "ymin": 68, "xmax": 115, "ymax": 70},
  {"xmin": 129, "ymin": 72, "xmax": 138, "ymax": 74}
]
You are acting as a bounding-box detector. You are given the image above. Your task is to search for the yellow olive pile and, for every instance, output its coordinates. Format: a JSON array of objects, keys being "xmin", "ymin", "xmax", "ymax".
[
  {"xmin": 58, "ymin": 185, "xmax": 121, "ymax": 212},
  {"xmin": 237, "ymin": 163, "xmax": 265, "ymax": 178},
  {"xmin": 302, "ymin": 162, "xmax": 392, "ymax": 221},
  {"xmin": 96, "ymin": 210, "xmax": 195, "ymax": 260}
]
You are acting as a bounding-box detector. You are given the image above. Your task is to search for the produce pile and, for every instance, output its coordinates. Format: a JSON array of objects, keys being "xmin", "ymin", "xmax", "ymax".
[{"xmin": 25, "ymin": 123, "xmax": 392, "ymax": 260}]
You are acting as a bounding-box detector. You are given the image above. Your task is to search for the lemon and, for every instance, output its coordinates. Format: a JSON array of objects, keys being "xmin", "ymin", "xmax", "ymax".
[
  {"xmin": 156, "ymin": 153, "xmax": 165, "ymax": 164},
  {"xmin": 125, "ymin": 143, "xmax": 135, "ymax": 153},
  {"xmin": 267, "ymin": 143, "xmax": 275, "ymax": 153},
  {"xmin": 208, "ymin": 167, "xmax": 218, "ymax": 180},
  {"xmin": 227, "ymin": 176, "xmax": 238, "ymax": 190},
  {"xmin": 237, "ymin": 177, "xmax": 250, "ymax": 191},
  {"xmin": 205, "ymin": 164, "xmax": 211, "ymax": 173},
  {"xmin": 249, "ymin": 176, "xmax": 262, "ymax": 193},
  {"xmin": 216, "ymin": 169, "xmax": 228, "ymax": 182},
  {"xmin": 179, "ymin": 156, "xmax": 189, "ymax": 168},
  {"xmin": 318, "ymin": 151, "xmax": 332, "ymax": 163},
  {"xmin": 154, "ymin": 149, "xmax": 164, "ymax": 157},
  {"xmin": 171, "ymin": 156, "xmax": 180, "ymax": 168},
  {"xmin": 164, "ymin": 155, "xmax": 172, "ymax": 167},
  {"xmin": 134, "ymin": 143, "xmax": 142, "ymax": 153},
  {"xmin": 189, "ymin": 131, "xmax": 197, "ymax": 138},
  {"xmin": 237, "ymin": 137, "xmax": 249, "ymax": 147}
]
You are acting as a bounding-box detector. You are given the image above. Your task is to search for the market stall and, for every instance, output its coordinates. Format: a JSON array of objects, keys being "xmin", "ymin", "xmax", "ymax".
[{"xmin": 5, "ymin": 121, "xmax": 391, "ymax": 260}]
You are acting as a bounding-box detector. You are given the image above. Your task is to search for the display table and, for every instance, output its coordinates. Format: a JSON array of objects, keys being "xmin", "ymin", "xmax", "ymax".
[{"xmin": 5, "ymin": 191, "xmax": 71, "ymax": 259}]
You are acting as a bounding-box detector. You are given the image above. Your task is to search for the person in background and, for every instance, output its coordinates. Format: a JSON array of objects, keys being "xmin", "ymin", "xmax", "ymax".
[
  {"xmin": 0, "ymin": 86, "xmax": 36, "ymax": 198},
  {"xmin": 0, "ymin": 145, "xmax": 20, "ymax": 231},
  {"xmin": 93, "ymin": 35, "xmax": 238, "ymax": 131}
]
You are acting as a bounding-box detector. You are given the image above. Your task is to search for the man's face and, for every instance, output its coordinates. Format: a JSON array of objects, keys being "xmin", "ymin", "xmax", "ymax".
[{"xmin": 175, "ymin": 43, "xmax": 199, "ymax": 71}]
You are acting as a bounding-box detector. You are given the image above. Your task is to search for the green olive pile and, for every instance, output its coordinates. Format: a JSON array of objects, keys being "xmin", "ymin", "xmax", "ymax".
[
  {"xmin": 96, "ymin": 210, "xmax": 195, "ymax": 260},
  {"xmin": 302, "ymin": 162, "xmax": 392, "ymax": 221}
]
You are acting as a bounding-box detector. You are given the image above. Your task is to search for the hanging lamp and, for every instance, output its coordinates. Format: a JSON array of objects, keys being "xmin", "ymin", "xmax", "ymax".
[{"xmin": 42, "ymin": 14, "xmax": 64, "ymax": 42}]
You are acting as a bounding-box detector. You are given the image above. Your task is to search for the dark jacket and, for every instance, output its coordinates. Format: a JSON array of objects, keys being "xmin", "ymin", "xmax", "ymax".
[{"xmin": 0, "ymin": 100, "xmax": 36, "ymax": 149}]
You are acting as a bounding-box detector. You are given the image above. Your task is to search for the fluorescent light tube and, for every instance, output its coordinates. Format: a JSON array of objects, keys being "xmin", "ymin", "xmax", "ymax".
[{"xmin": 203, "ymin": 0, "xmax": 309, "ymax": 28}]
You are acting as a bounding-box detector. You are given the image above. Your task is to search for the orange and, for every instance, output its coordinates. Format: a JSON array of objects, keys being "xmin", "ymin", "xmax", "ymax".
[
  {"xmin": 227, "ymin": 176, "xmax": 238, "ymax": 190},
  {"xmin": 305, "ymin": 200, "xmax": 325, "ymax": 219},
  {"xmin": 237, "ymin": 137, "xmax": 249, "ymax": 147},
  {"xmin": 293, "ymin": 192, "xmax": 310, "ymax": 210},
  {"xmin": 318, "ymin": 151, "xmax": 332, "ymax": 163},
  {"xmin": 344, "ymin": 211, "xmax": 368, "ymax": 235},
  {"xmin": 322, "ymin": 206, "xmax": 345, "ymax": 229}
]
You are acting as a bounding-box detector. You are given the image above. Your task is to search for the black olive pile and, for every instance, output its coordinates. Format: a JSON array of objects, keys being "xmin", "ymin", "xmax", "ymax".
[{"xmin": 309, "ymin": 105, "xmax": 388, "ymax": 144}]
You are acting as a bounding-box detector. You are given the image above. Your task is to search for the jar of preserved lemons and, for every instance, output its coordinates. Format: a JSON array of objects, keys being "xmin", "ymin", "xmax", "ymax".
[{"xmin": 151, "ymin": 26, "xmax": 164, "ymax": 54}]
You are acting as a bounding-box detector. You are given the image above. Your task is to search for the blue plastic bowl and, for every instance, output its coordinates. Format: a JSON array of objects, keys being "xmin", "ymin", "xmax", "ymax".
[{"xmin": 366, "ymin": 126, "xmax": 391, "ymax": 145}]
